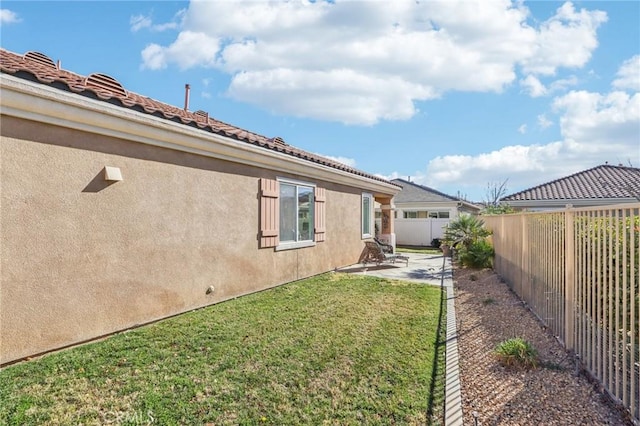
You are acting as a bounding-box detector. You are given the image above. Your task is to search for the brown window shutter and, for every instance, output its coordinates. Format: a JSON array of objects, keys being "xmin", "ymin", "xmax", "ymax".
[
  {"xmin": 314, "ymin": 187, "xmax": 326, "ymax": 242},
  {"xmin": 260, "ymin": 178, "xmax": 279, "ymax": 248}
]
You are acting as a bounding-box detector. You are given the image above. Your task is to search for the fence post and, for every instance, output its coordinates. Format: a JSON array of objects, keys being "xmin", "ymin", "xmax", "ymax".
[
  {"xmin": 521, "ymin": 213, "xmax": 528, "ymax": 300},
  {"xmin": 564, "ymin": 206, "xmax": 575, "ymax": 350}
]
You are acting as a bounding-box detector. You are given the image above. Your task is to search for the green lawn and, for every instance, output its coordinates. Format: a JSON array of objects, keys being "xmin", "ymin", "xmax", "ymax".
[
  {"xmin": 0, "ymin": 273, "xmax": 446, "ymax": 425},
  {"xmin": 396, "ymin": 246, "xmax": 442, "ymax": 255}
]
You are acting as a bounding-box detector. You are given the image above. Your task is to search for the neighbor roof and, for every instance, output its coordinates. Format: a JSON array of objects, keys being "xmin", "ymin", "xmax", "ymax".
[
  {"xmin": 392, "ymin": 179, "xmax": 458, "ymax": 202},
  {"xmin": 391, "ymin": 178, "xmax": 480, "ymax": 210},
  {"xmin": 0, "ymin": 48, "xmax": 394, "ymax": 185},
  {"xmin": 502, "ymin": 165, "xmax": 640, "ymax": 203}
]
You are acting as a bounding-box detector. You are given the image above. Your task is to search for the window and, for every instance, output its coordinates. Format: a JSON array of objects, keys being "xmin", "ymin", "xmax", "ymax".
[
  {"xmin": 403, "ymin": 211, "xmax": 428, "ymax": 219},
  {"xmin": 279, "ymin": 181, "xmax": 314, "ymax": 243},
  {"xmin": 403, "ymin": 210, "xmax": 450, "ymax": 219},
  {"xmin": 259, "ymin": 178, "xmax": 325, "ymax": 249},
  {"xmin": 428, "ymin": 211, "xmax": 450, "ymax": 218},
  {"xmin": 362, "ymin": 193, "xmax": 373, "ymax": 238}
]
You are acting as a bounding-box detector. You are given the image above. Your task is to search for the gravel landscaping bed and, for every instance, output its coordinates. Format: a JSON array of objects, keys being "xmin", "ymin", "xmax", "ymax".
[{"xmin": 454, "ymin": 267, "xmax": 632, "ymax": 425}]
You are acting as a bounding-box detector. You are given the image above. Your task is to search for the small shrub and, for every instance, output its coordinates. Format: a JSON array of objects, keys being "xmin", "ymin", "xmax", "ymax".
[
  {"xmin": 469, "ymin": 274, "xmax": 478, "ymax": 281},
  {"xmin": 481, "ymin": 204, "xmax": 515, "ymax": 215},
  {"xmin": 494, "ymin": 337, "xmax": 538, "ymax": 369},
  {"xmin": 481, "ymin": 297, "xmax": 495, "ymax": 306},
  {"xmin": 458, "ymin": 239, "xmax": 495, "ymax": 269},
  {"xmin": 431, "ymin": 238, "xmax": 441, "ymax": 248},
  {"xmin": 541, "ymin": 361, "xmax": 565, "ymax": 371}
]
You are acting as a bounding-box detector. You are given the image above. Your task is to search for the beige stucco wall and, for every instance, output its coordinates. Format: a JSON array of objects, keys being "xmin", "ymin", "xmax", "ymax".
[{"xmin": 0, "ymin": 116, "xmax": 369, "ymax": 364}]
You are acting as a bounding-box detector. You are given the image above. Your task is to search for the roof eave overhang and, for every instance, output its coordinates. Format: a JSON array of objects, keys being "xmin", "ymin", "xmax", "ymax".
[
  {"xmin": 394, "ymin": 200, "xmax": 480, "ymax": 211},
  {"xmin": 0, "ymin": 74, "xmax": 399, "ymax": 196},
  {"xmin": 460, "ymin": 201, "xmax": 481, "ymax": 211}
]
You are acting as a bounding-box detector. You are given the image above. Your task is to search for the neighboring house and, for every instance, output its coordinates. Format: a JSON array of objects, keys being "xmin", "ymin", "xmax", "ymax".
[
  {"xmin": 0, "ymin": 49, "xmax": 400, "ymax": 365},
  {"xmin": 382, "ymin": 178, "xmax": 481, "ymax": 246},
  {"xmin": 501, "ymin": 164, "xmax": 640, "ymax": 211}
]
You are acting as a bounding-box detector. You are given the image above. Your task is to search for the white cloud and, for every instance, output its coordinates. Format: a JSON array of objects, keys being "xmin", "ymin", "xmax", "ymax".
[
  {"xmin": 140, "ymin": 0, "xmax": 608, "ymax": 125},
  {"xmin": 537, "ymin": 114, "xmax": 553, "ymax": 129},
  {"xmin": 422, "ymin": 87, "xmax": 639, "ymax": 197},
  {"xmin": 130, "ymin": 14, "xmax": 152, "ymax": 32},
  {"xmin": 553, "ymin": 90, "xmax": 640, "ymax": 149},
  {"xmin": 377, "ymin": 170, "xmax": 428, "ymax": 185},
  {"xmin": 613, "ymin": 55, "xmax": 640, "ymax": 92},
  {"xmin": 549, "ymin": 76, "xmax": 578, "ymax": 92},
  {"xmin": 140, "ymin": 44, "xmax": 166, "ymax": 70},
  {"xmin": 518, "ymin": 124, "xmax": 527, "ymax": 134},
  {"xmin": 228, "ymin": 68, "xmax": 433, "ymax": 125},
  {"xmin": 1, "ymin": 9, "xmax": 21, "ymax": 24},
  {"xmin": 130, "ymin": 11, "xmax": 182, "ymax": 33},
  {"xmin": 314, "ymin": 153, "xmax": 357, "ymax": 168},
  {"xmin": 152, "ymin": 22, "xmax": 179, "ymax": 32},
  {"xmin": 520, "ymin": 2, "xmax": 607, "ymax": 75},
  {"xmin": 521, "ymin": 74, "xmax": 580, "ymax": 98},
  {"xmin": 521, "ymin": 75, "xmax": 547, "ymax": 97},
  {"xmin": 141, "ymin": 31, "xmax": 220, "ymax": 70}
]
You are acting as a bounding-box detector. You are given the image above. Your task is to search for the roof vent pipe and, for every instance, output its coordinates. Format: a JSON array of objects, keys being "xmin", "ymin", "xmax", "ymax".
[
  {"xmin": 184, "ymin": 84, "xmax": 190, "ymax": 111},
  {"xmin": 56, "ymin": 60, "xmax": 61, "ymax": 70}
]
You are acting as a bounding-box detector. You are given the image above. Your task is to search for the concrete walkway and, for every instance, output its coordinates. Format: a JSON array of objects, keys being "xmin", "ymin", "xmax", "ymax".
[{"xmin": 337, "ymin": 252, "xmax": 464, "ymax": 426}]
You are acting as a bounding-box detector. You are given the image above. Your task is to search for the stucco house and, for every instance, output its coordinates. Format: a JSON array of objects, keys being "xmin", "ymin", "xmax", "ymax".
[
  {"xmin": 501, "ymin": 164, "xmax": 640, "ymax": 211},
  {"xmin": 0, "ymin": 48, "xmax": 400, "ymax": 365},
  {"xmin": 382, "ymin": 178, "xmax": 480, "ymax": 247}
]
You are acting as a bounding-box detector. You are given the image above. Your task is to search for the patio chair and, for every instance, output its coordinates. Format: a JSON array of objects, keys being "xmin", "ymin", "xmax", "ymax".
[
  {"xmin": 374, "ymin": 237, "xmax": 394, "ymax": 253},
  {"xmin": 361, "ymin": 240, "xmax": 409, "ymax": 266}
]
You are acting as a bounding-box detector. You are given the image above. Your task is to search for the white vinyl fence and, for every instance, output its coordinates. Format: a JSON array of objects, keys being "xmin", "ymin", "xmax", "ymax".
[{"xmin": 393, "ymin": 218, "xmax": 450, "ymax": 246}]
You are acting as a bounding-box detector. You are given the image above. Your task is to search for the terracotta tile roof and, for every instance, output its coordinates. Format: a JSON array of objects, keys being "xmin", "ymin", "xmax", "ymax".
[
  {"xmin": 0, "ymin": 48, "xmax": 394, "ymax": 185},
  {"xmin": 502, "ymin": 165, "xmax": 640, "ymax": 202}
]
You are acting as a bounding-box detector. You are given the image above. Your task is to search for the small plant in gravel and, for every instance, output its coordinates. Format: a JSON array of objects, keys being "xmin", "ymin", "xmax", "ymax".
[
  {"xmin": 469, "ymin": 274, "xmax": 478, "ymax": 281},
  {"xmin": 540, "ymin": 360, "xmax": 565, "ymax": 371},
  {"xmin": 494, "ymin": 337, "xmax": 538, "ymax": 369},
  {"xmin": 481, "ymin": 297, "xmax": 495, "ymax": 306}
]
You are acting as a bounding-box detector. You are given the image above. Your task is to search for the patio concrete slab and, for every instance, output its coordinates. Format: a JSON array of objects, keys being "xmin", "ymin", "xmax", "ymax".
[
  {"xmin": 338, "ymin": 252, "xmax": 452, "ymax": 286},
  {"xmin": 337, "ymin": 251, "xmax": 463, "ymax": 425}
]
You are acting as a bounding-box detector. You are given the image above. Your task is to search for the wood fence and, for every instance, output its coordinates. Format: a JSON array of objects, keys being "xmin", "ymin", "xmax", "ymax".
[{"xmin": 483, "ymin": 204, "xmax": 640, "ymax": 422}]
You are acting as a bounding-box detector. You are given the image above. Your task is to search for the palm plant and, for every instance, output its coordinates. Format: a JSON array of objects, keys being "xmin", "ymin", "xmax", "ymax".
[{"xmin": 442, "ymin": 215, "xmax": 491, "ymax": 250}]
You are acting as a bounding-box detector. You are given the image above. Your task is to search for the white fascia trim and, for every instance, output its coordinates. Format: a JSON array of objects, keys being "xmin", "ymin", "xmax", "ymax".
[
  {"xmin": 277, "ymin": 176, "xmax": 316, "ymax": 188},
  {"xmin": 394, "ymin": 201, "xmax": 458, "ymax": 210},
  {"xmin": 460, "ymin": 201, "xmax": 482, "ymax": 211},
  {"xmin": 507, "ymin": 198, "xmax": 636, "ymax": 208},
  {"xmin": 0, "ymin": 74, "xmax": 399, "ymax": 196}
]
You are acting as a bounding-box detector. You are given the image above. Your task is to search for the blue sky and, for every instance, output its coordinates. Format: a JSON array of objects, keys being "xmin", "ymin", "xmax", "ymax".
[{"xmin": 1, "ymin": 1, "xmax": 638, "ymax": 201}]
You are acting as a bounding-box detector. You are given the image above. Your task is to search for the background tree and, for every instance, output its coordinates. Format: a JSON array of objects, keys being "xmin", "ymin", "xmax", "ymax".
[
  {"xmin": 484, "ymin": 178, "xmax": 509, "ymax": 206},
  {"xmin": 482, "ymin": 178, "xmax": 515, "ymax": 215}
]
